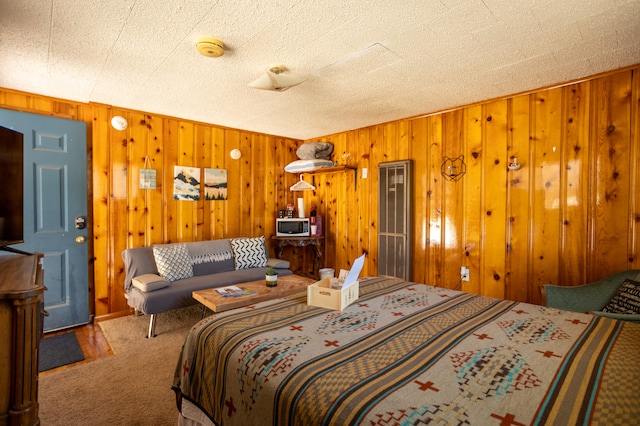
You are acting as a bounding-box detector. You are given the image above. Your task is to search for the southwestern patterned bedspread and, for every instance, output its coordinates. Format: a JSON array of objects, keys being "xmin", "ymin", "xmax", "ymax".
[{"xmin": 173, "ymin": 276, "xmax": 640, "ymax": 425}]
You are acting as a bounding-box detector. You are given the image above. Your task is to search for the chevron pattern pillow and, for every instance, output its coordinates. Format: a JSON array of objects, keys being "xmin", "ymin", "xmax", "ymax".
[
  {"xmin": 152, "ymin": 244, "xmax": 194, "ymax": 282},
  {"xmin": 230, "ymin": 236, "xmax": 268, "ymax": 270},
  {"xmin": 602, "ymin": 279, "xmax": 640, "ymax": 314}
]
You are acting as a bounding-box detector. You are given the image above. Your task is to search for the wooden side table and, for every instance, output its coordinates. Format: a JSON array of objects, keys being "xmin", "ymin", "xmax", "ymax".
[{"xmin": 271, "ymin": 236, "xmax": 324, "ymax": 277}]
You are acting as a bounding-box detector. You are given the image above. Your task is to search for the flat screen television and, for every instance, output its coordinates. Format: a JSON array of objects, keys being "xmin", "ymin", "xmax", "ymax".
[{"xmin": 0, "ymin": 125, "xmax": 24, "ymax": 250}]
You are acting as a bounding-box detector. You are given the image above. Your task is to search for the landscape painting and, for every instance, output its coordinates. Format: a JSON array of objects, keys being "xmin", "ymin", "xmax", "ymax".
[
  {"xmin": 173, "ymin": 166, "xmax": 200, "ymax": 201},
  {"xmin": 204, "ymin": 168, "xmax": 228, "ymax": 200}
]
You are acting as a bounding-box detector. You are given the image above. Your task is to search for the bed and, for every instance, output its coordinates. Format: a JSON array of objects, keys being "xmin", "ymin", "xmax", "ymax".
[{"xmin": 173, "ymin": 276, "xmax": 640, "ymax": 425}]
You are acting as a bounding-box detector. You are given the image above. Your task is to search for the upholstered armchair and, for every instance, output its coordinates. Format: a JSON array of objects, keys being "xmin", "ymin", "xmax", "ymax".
[{"xmin": 541, "ymin": 269, "xmax": 640, "ymax": 323}]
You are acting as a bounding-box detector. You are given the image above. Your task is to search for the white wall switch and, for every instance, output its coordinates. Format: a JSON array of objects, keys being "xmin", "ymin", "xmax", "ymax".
[{"xmin": 362, "ymin": 167, "xmax": 368, "ymax": 178}]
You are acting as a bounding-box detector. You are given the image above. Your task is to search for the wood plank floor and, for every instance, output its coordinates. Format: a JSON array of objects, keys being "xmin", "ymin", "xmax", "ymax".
[{"xmin": 39, "ymin": 323, "xmax": 114, "ymax": 376}]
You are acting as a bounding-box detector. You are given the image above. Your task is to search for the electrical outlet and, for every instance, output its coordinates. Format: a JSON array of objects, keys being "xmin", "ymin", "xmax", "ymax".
[{"xmin": 461, "ymin": 266, "xmax": 470, "ymax": 282}]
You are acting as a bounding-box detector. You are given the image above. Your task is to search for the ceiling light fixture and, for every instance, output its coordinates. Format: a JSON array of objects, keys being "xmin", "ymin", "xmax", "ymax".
[
  {"xmin": 111, "ymin": 116, "xmax": 128, "ymax": 130},
  {"xmin": 196, "ymin": 36, "xmax": 224, "ymax": 58},
  {"xmin": 230, "ymin": 149, "xmax": 242, "ymax": 160},
  {"xmin": 248, "ymin": 65, "xmax": 306, "ymax": 92}
]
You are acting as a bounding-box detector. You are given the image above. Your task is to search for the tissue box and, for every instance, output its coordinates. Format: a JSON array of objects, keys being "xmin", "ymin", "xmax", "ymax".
[{"xmin": 307, "ymin": 278, "xmax": 359, "ymax": 311}]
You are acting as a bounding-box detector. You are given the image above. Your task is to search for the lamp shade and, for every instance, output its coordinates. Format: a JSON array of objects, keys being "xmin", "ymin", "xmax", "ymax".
[{"xmin": 248, "ymin": 66, "xmax": 306, "ymax": 92}]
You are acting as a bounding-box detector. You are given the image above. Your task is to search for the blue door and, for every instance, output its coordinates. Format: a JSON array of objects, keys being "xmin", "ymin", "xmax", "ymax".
[{"xmin": 0, "ymin": 108, "xmax": 89, "ymax": 331}]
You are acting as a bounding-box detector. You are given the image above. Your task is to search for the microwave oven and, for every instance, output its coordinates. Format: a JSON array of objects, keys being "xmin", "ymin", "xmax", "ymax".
[{"xmin": 276, "ymin": 218, "xmax": 310, "ymax": 237}]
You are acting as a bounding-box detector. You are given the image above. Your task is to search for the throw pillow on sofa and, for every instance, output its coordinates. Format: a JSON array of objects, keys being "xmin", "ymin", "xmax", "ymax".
[
  {"xmin": 132, "ymin": 273, "xmax": 170, "ymax": 292},
  {"xmin": 152, "ymin": 243, "xmax": 194, "ymax": 282},
  {"xmin": 230, "ymin": 236, "xmax": 268, "ymax": 270},
  {"xmin": 601, "ymin": 279, "xmax": 640, "ymax": 314}
]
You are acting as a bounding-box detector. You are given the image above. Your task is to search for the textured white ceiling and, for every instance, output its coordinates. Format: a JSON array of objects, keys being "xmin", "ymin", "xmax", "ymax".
[{"xmin": 1, "ymin": 0, "xmax": 639, "ymax": 139}]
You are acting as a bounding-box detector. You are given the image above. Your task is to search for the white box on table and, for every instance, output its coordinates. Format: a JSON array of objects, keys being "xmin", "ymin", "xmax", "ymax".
[{"xmin": 307, "ymin": 277, "xmax": 359, "ymax": 310}]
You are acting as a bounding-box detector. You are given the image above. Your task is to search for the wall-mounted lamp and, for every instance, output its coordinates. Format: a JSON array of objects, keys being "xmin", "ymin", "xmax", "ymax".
[
  {"xmin": 508, "ymin": 157, "xmax": 522, "ymax": 171},
  {"xmin": 111, "ymin": 116, "xmax": 128, "ymax": 131},
  {"xmin": 230, "ymin": 149, "xmax": 242, "ymax": 160}
]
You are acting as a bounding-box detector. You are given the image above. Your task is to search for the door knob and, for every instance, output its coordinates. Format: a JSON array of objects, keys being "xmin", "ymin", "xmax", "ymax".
[{"xmin": 75, "ymin": 235, "xmax": 87, "ymax": 244}]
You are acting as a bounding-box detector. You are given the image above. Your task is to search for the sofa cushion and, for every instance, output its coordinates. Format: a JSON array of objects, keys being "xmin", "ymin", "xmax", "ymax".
[
  {"xmin": 602, "ymin": 279, "xmax": 640, "ymax": 314},
  {"xmin": 153, "ymin": 244, "xmax": 193, "ymax": 282},
  {"xmin": 132, "ymin": 274, "xmax": 169, "ymax": 292},
  {"xmin": 192, "ymin": 259, "xmax": 235, "ymax": 276},
  {"xmin": 230, "ymin": 236, "xmax": 268, "ymax": 270}
]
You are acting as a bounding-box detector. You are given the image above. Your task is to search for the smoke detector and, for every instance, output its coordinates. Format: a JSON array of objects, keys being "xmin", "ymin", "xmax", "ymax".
[{"xmin": 196, "ymin": 37, "xmax": 224, "ymax": 58}]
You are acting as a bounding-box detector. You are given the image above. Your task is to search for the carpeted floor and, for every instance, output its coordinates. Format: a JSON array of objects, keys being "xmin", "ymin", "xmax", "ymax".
[{"xmin": 38, "ymin": 305, "xmax": 203, "ymax": 425}]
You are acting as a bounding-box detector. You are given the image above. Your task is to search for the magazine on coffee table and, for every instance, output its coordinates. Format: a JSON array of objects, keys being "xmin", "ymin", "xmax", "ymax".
[{"xmin": 214, "ymin": 286, "xmax": 257, "ymax": 298}]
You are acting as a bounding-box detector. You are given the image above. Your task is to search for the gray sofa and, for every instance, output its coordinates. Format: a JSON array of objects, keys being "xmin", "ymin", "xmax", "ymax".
[{"xmin": 122, "ymin": 237, "xmax": 292, "ymax": 337}]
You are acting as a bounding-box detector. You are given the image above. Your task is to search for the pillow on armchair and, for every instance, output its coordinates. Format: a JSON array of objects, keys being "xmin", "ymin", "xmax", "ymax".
[{"xmin": 601, "ymin": 279, "xmax": 640, "ymax": 314}]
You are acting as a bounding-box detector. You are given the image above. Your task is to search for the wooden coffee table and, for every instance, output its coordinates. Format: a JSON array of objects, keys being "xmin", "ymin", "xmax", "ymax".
[{"xmin": 192, "ymin": 274, "xmax": 315, "ymax": 313}]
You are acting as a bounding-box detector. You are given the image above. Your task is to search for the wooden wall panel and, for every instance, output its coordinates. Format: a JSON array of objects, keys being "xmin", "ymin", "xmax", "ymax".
[
  {"xmin": 481, "ymin": 101, "xmax": 508, "ymax": 300},
  {"xmin": 367, "ymin": 126, "xmax": 382, "ymax": 276},
  {"xmin": 442, "ymin": 110, "xmax": 465, "ymax": 290},
  {"xmin": 146, "ymin": 114, "xmax": 165, "ymax": 246},
  {"xmin": 462, "ymin": 106, "xmax": 482, "ymax": 296},
  {"xmin": 210, "ymin": 128, "xmax": 226, "ymax": 238},
  {"xmin": 344, "ymin": 130, "xmax": 359, "ymax": 269},
  {"xmin": 630, "ymin": 70, "xmax": 640, "ymax": 270},
  {"xmin": 313, "ymin": 65, "xmax": 640, "ymax": 304},
  {"xmin": 529, "ymin": 89, "xmax": 562, "ymax": 304},
  {"xmin": 353, "ymin": 129, "xmax": 370, "ymax": 276},
  {"xmin": 91, "ymin": 105, "xmax": 112, "ymax": 316},
  {"xmin": 559, "ymin": 83, "xmax": 590, "ymax": 288},
  {"xmin": 589, "ymin": 73, "xmax": 633, "ymax": 278},
  {"xmin": 505, "ymin": 95, "xmax": 531, "ymax": 302},
  {"xmin": 1, "ymin": 64, "xmax": 639, "ymax": 319},
  {"xmin": 92, "ymin": 111, "xmax": 296, "ymax": 316},
  {"xmin": 109, "ymin": 108, "xmax": 130, "ymax": 313},
  {"xmin": 426, "ymin": 115, "xmax": 443, "ymax": 287},
  {"xmin": 410, "ymin": 118, "xmax": 428, "ymax": 285}
]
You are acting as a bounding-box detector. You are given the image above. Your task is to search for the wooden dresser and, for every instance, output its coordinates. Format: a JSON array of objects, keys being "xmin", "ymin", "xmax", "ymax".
[{"xmin": 0, "ymin": 254, "xmax": 44, "ymax": 426}]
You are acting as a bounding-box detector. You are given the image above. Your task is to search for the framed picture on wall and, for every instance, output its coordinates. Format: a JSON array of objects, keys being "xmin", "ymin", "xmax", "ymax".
[
  {"xmin": 173, "ymin": 165, "xmax": 200, "ymax": 201},
  {"xmin": 204, "ymin": 168, "xmax": 228, "ymax": 200},
  {"xmin": 140, "ymin": 169, "xmax": 156, "ymax": 189}
]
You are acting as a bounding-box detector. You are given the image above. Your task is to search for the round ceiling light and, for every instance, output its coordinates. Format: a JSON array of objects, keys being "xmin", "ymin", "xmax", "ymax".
[
  {"xmin": 111, "ymin": 115, "xmax": 128, "ymax": 131},
  {"xmin": 196, "ymin": 37, "xmax": 224, "ymax": 58},
  {"xmin": 230, "ymin": 149, "xmax": 242, "ymax": 160}
]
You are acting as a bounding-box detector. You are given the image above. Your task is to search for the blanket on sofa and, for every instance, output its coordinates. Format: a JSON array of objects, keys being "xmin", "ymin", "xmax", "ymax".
[
  {"xmin": 186, "ymin": 240, "xmax": 234, "ymax": 265},
  {"xmin": 173, "ymin": 276, "xmax": 640, "ymax": 425}
]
